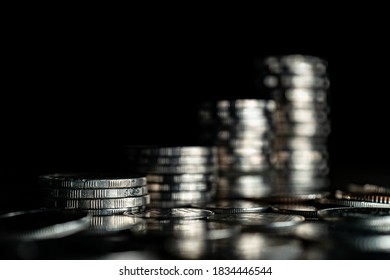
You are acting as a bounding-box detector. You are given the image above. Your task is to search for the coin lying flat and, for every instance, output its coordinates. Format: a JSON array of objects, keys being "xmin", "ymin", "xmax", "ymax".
[
  {"xmin": 271, "ymin": 204, "xmax": 318, "ymax": 220},
  {"xmin": 0, "ymin": 209, "xmax": 91, "ymax": 240},
  {"xmin": 203, "ymin": 200, "xmax": 270, "ymax": 214},
  {"xmin": 208, "ymin": 212, "xmax": 305, "ymax": 229},
  {"xmin": 124, "ymin": 208, "xmax": 214, "ymax": 220}
]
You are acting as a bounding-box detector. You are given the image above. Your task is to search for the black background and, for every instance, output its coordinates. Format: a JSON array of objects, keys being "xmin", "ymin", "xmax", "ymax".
[{"xmin": 2, "ymin": 16, "xmax": 390, "ymax": 203}]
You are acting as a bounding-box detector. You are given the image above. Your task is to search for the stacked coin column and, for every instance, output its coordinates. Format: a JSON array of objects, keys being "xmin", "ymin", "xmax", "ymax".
[
  {"xmin": 198, "ymin": 99, "xmax": 276, "ymax": 199},
  {"xmin": 38, "ymin": 173, "xmax": 150, "ymax": 233},
  {"xmin": 123, "ymin": 146, "xmax": 218, "ymax": 208},
  {"xmin": 255, "ymin": 54, "xmax": 331, "ymax": 193}
]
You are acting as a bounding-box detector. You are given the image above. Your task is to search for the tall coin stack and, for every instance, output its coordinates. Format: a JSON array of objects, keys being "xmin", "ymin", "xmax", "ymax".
[
  {"xmin": 38, "ymin": 173, "xmax": 150, "ymax": 233},
  {"xmin": 255, "ymin": 54, "xmax": 331, "ymax": 192},
  {"xmin": 197, "ymin": 99, "xmax": 275, "ymax": 199},
  {"xmin": 123, "ymin": 146, "xmax": 218, "ymax": 208}
]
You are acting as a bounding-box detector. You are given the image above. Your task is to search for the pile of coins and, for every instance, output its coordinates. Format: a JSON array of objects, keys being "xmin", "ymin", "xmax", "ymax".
[
  {"xmin": 123, "ymin": 146, "xmax": 218, "ymax": 208},
  {"xmin": 38, "ymin": 173, "xmax": 150, "ymax": 233},
  {"xmin": 255, "ymin": 54, "xmax": 331, "ymax": 192},
  {"xmin": 198, "ymin": 99, "xmax": 275, "ymax": 199}
]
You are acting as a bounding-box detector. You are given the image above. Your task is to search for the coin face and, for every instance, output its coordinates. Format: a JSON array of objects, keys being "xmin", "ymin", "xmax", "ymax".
[{"xmin": 124, "ymin": 208, "xmax": 214, "ymax": 220}]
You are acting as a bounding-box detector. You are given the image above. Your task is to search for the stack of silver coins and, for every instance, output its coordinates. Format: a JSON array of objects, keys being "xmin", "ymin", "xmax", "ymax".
[
  {"xmin": 123, "ymin": 146, "xmax": 218, "ymax": 208},
  {"xmin": 256, "ymin": 54, "xmax": 331, "ymax": 192},
  {"xmin": 38, "ymin": 173, "xmax": 150, "ymax": 217},
  {"xmin": 198, "ymin": 99, "xmax": 275, "ymax": 199}
]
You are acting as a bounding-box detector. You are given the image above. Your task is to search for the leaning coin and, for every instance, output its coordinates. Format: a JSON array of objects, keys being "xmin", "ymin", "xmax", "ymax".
[
  {"xmin": 124, "ymin": 207, "xmax": 214, "ymax": 220},
  {"xmin": 202, "ymin": 200, "xmax": 270, "ymax": 214},
  {"xmin": 41, "ymin": 186, "xmax": 149, "ymax": 199},
  {"xmin": 42, "ymin": 195, "xmax": 150, "ymax": 209},
  {"xmin": 38, "ymin": 173, "xmax": 147, "ymax": 188},
  {"xmin": 316, "ymin": 198, "xmax": 390, "ymax": 208},
  {"xmin": 346, "ymin": 183, "xmax": 390, "ymax": 195},
  {"xmin": 0, "ymin": 209, "xmax": 91, "ymax": 240},
  {"xmin": 334, "ymin": 190, "xmax": 390, "ymax": 204}
]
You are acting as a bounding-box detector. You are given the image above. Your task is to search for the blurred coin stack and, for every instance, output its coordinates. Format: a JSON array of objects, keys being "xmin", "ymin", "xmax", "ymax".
[
  {"xmin": 123, "ymin": 146, "xmax": 218, "ymax": 208},
  {"xmin": 197, "ymin": 99, "xmax": 275, "ymax": 199},
  {"xmin": 38, "ymin": 173, "xmax": 150, "ymax": 232},
  {"xmin": 255, "ymin": 54, "xmax": 331, "ymax": 192}
]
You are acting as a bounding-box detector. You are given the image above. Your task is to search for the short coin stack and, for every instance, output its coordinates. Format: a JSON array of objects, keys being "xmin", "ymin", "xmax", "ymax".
[
  {"xmin": 123, "ymin": 146, "xmax": 218, "ymax": 208},
  {"xmin": 255, "ymin": 54, "xmax": 331, "ymax": 192},
  {"xmin": 38, "ymin": 173, "xmax": 150, "ymax": 217}
]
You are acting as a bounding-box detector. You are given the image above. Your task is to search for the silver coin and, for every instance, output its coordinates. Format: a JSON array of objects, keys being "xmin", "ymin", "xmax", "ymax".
[
  {"xmin": 260, "ymin": 192, "xmax": 330, "ymax": 204},
  {"xmin": 148, "ymin": 200, "xmax": 210, "ymax": 208},
  {"xmin": 132, "ymin": 146, "xmax": 216, "ymax": 157},
  {"xmin": 317, "ymin": 198, "xmax": 390, "ymax": 208},
  {"xmin": 147, "ymin": 182, "xmax": 212, "ymax": 192},
  {"xmin": 208, "ymin": 212, "xmax": 305, "ymax": 229},
  {"xmin": 273, "ymin": 109, "xmax": 329, "ymax": 123},
  {"xmin": 273, "ymin": 137, "xmax": 327, "ymax": 151},
  {"xmin": 218, "ymin": 146, "xmax": 271, "ymax": 156},
  {"xmin": 346, "ymin": 183, "xmax": 390, "ymax": 195},
  {"xmin": 137, "ymin": 156, "xmax": 217, "ymax": 166},
  {"xmin": 42, "ymin": 195, "xmax": 150, "ymax": 209},
  {"xmin": 41, "ymin": 186, "xmax": 149, "ymax": 199},
  {"xmin": 275, "ymin": 122, "xmax": 331, "ymax": 136},
  {"xmin": 263, "ymin": 55, "xmax": 327, "ymax": 75},
  {"xmin": 216, "ymin": 99, "xmax": 275, "ymax": 110},
  {"xmin": 271, "ymin": 204, "xmax": 318, "ymax": 219},
  {"xmin": 334, "ymin": 190, "xmax": 390, "ymax": 204},
  {"xmin": 271, "ymin": 89, "xmax": 328, "ymax": 105},
  {"xmin": 137, "ymin": 164, "xmax": 217, "ymax": 174},
  {"xmin": 146, "ymin": 173, "xmax": 217, "ymax": 184},
  {"xmin": 124, "ymin": 207, "xmax": 214, "ymax": 220},
  {"xmin": 264, "ymin": 74, "xmax": 330, "ymax": 89},
  {"xmin": 0, "ymin": 209, "xmax": 91, "ymax": 240},
  {"xmin": 203, "ymin": 200, "xmax": 269, "ymax": 214},
  {"xmin": 149, "ymin": 191, "xmax": 212, "ymax": 201},
  {"xmin": 59, "ymin": 206, "xmax": 146, "ymax": 216},
  {"xmin": 39, "ymin": 173, "xmax": 147, "ymax": 188}
]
